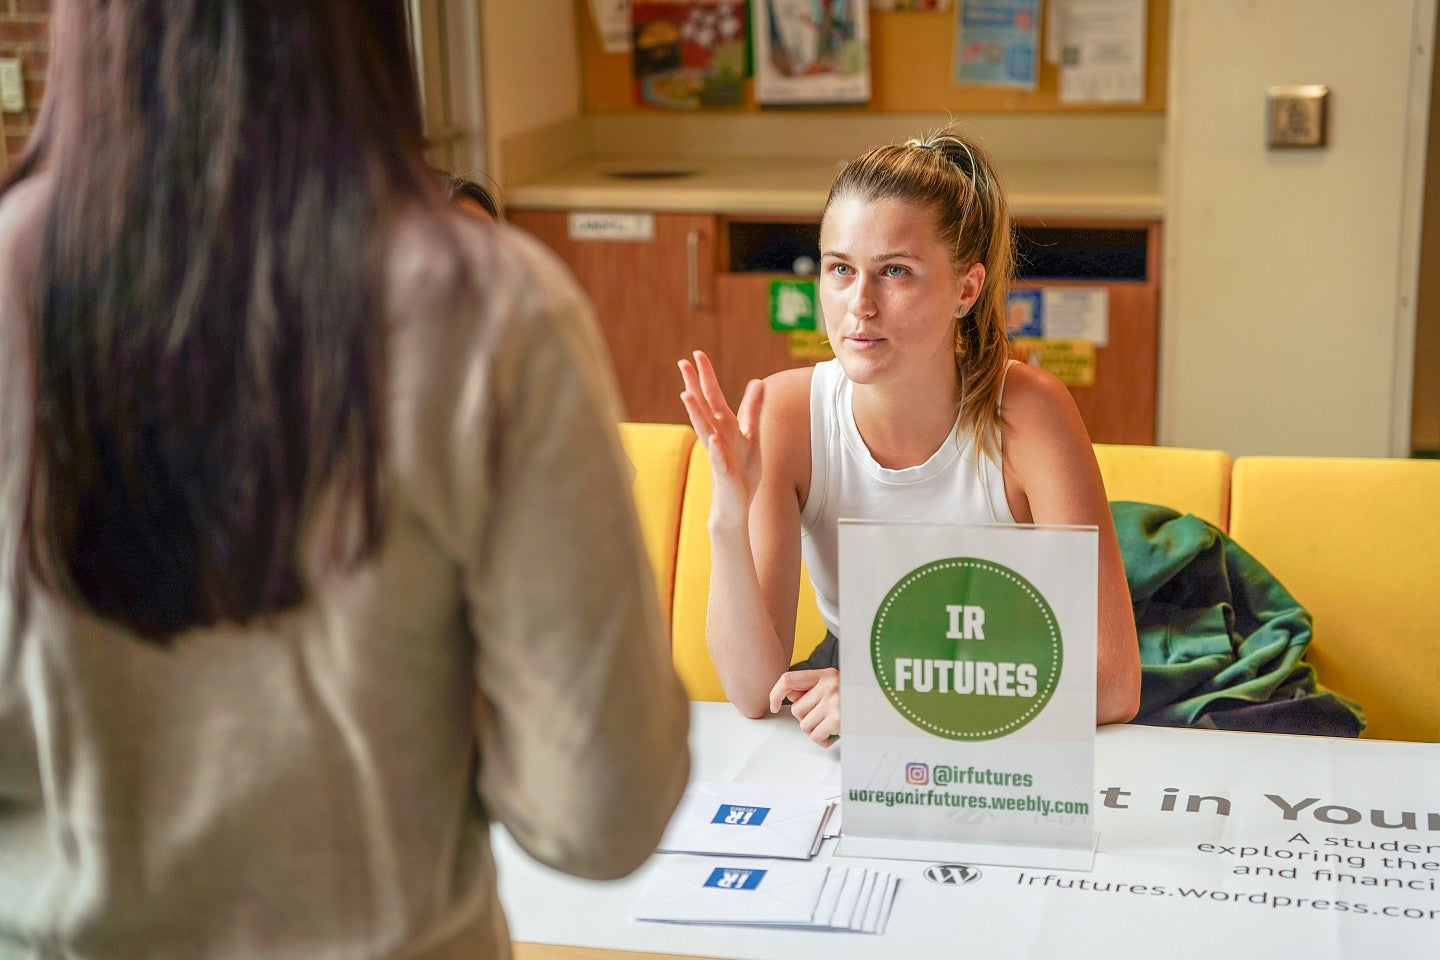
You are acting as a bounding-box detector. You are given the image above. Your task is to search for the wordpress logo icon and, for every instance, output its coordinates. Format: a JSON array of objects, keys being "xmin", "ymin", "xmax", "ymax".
[
  {"xmin": 924, "ymin": 864, "xmax": 981, "ymax": 886},
  {"xmin": 905, "ymin": 762, "xmax": 930, "ymax": 785}
]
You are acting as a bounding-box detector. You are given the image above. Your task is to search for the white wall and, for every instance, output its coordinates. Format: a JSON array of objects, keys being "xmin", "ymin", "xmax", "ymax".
[
  {"xmin": 1162, "ymin": 0, "xmax": 1435, "ymax": 457},
  {"xmin": 478, "ymin": 0, "xmax": 582, "ymax": 187}
]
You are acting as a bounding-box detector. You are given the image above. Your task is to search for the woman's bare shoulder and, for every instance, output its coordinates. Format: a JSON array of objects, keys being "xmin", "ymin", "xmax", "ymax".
[
  {"xmin": 764, "ymin": 365, "xmax": 814, "ymax": 405},
  {"xmin": 1001, "ymin": 361, "xmax": 1094, "ymax": 464},
  {"xmin": 1002, "ymin": 362, "xmax": 1087, "ymax": 433},
  {"xmin": 760, "ymin": 366, "xmax": 814, "ymax": 437},
  {"xmin": 1002, "ymin": 360, "xmax": 1074, "ymax": 412}
]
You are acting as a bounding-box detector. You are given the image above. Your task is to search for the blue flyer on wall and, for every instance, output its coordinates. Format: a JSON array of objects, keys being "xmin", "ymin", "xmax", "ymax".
[{"xmin": 953, "ymin": 0, "xmax": 1041, "ymax": 89}]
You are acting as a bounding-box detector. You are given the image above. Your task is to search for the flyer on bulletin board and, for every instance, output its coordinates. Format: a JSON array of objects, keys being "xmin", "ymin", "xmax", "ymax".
[
  {"xmin": 836, "ymin": 520, "xmax": 1099, "ymax": 870},
  {"xmin": 953, "ymin": 0, "xmax": 1041, "ymax": 89},
  {"xmin": 753, "ymin": 0, "xmax": 871, "ymax": 105},
  {"xmin": 633, "ymin": 1, "xmax": 748, "ymax": 108},
  {"xmin": 1007, "ymin": 287, "xmax": 1110, "ymax": 345},
  {"xmin": 1053, "ymin": 0, "xmax": 1146, "ymax": 104}
]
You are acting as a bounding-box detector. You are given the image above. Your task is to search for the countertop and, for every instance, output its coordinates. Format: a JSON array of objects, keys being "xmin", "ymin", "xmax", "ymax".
[{"xmin": 506, "ymin": 154, "xmax": 1163, "ymax": 220}]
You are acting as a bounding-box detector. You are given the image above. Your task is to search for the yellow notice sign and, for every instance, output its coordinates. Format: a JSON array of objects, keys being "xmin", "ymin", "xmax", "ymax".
[
  {"xmin": 1009, "ymin": 338, "xmax": 1095, "ymax": 387},
  {"xmin": 788, "ymin": 331, "xmax": 834, "ymax": 361}
]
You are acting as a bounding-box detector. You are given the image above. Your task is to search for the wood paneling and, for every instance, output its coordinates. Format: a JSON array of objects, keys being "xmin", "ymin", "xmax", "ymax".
[{"xmin": 509, "ymin": 209, "xmax": 720, "ymax": 424}]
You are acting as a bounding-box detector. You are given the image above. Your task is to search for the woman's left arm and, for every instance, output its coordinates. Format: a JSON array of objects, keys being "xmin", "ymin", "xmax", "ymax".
[{"xmin": 1000, "ymin": 365, "xmax": 1141, "ymax": 725}]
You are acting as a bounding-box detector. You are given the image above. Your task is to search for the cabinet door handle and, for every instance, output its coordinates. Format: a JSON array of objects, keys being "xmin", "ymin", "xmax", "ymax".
[{"xmin": 687, "ymin": 230, "xmax": 700, "ymax": 310}]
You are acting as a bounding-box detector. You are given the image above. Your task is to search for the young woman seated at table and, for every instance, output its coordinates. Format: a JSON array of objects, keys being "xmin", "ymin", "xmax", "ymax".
[{"xmin": 678, "ymin": 127, "xmax": 1142, "ymax": 746}]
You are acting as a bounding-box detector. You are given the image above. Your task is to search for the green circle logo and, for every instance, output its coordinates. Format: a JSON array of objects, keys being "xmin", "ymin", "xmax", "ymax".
[{"xmin": 871, "ymin": 558, "xmax": 1062, "ymax": 740}]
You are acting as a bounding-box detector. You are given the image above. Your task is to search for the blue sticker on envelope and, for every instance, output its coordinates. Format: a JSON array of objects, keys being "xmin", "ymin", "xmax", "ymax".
[
  {"xmin": 704, "ymin": 867, "xmax": 767, "ymax": 890},
  {"xmin": 712, "ymin": 804, "xmax": 770, "ymax": 826}
]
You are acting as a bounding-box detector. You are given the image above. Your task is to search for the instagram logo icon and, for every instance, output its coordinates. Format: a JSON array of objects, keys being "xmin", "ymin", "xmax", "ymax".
[{"xmin": 905, "ymin": 762, "xmax": 929, "ymax": 785}]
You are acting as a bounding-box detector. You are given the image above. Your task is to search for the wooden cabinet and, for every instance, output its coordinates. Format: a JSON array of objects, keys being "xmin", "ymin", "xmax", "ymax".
[
  {"xmin": 507, "ymin": 209, "xmax": 719, "ymax": 424},
  {"xmin": 509, "ymin": 209, "xmax": 1160, "ymax": 445},
  {"xmin": 1011, "ymin": 220, "xmax": 1162, "ymax": 446}
]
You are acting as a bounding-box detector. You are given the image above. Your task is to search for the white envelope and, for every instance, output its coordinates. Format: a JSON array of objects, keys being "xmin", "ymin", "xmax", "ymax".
[
  {"xmin": 850, "ymin": 871, "xmax": 877, "ymax": 932},
  {"xmin": 811, "ymin": 867, "xmax": 846, "ymax": 928},
  {"xmin": 810, "ymin": 803, "xmax": 836, "ymax": 856},
  {"xmin": 868, "ymin": 874, "xmax": 898, "ymax": 934},
  {"xmin": 860, "ymin": 872, "xmax": 890, "ymax": 933},
  {"xmin": 631, "ymin": 856, "xmax": 829, "ymax": 926},
  {"xmin": 658, "ymin": 782, "xmax": 831, "ymax": 860},
  {"xmin": 826, "ymin": 866, "xmax": 866, "ymax": 930}
]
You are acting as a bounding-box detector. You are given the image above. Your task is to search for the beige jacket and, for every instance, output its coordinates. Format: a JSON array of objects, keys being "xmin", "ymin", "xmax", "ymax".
[{"xmin": 0, "ymin": 178, "xmax": 690, "ymax": 959}]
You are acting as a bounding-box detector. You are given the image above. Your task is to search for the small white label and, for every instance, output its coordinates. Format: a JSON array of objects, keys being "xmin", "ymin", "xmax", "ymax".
[
  {"xmin": 0, "ymin": 59, "xmax": 25, "ymax": 114},
  {"xmin": 568, "ymin": 212, "xmax": 655, "ymax": 242}
]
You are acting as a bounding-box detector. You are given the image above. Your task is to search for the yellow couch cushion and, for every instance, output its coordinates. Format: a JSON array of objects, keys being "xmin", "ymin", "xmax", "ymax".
[
  {"xmin": 1229, "ymin": 456, "xmax": 1440, "ymax": 742},
  {"xmin": 1093, "ymin": 443, "xmax": 1232, "ymax": 531},
  {"xmin": 671, "ymin": 444, "xmax": 828, "ymax": 702},
  {"xmin": 618, "ymin": 423, "xmax": 695, "ymax": 622}
]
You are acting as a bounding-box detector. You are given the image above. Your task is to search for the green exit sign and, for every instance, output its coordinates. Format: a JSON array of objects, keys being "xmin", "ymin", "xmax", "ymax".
[{"xmin": 769, "ymin": 279, "xmax": 818, "ymax": 331}]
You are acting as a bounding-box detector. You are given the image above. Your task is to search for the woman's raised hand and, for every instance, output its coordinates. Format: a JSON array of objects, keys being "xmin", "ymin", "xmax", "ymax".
[{"xmin": 678, "ymin": 350, "xmax": 765, "ymax": 524}]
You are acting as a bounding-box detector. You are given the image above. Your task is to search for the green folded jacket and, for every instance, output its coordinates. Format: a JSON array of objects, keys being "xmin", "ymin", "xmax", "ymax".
[{"xmin": 1113, "ymin": 501, "xmax": 1365, "ymax": 737}]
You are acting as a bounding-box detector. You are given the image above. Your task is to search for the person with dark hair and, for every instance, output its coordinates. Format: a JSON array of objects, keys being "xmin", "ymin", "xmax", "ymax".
[
  {"xmin": 445, "ymin": 172, "xmax": 502, "ymax": 220},
  {"xmin": 678, "ymin": 125, "xmax": 1141, "ymax": 745},
  {"xmin": 0, "ymin": 1, "xmax": 689, "ymax": 955}
]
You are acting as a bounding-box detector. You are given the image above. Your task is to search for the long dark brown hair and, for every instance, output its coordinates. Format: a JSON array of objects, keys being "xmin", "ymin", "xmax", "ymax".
[{"xmin": 6, "ymin": 0, "xmax": 436, "ymax": 641}]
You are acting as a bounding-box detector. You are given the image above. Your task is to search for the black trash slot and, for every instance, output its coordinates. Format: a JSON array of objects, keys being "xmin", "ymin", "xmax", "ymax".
[
  {"xmin": 1014, "ymin": 226, "xmax": 1149, "ymax": 282},
  {"xmin": 726, "ymin": 220, "xmax": 821, "ymax": 275}
]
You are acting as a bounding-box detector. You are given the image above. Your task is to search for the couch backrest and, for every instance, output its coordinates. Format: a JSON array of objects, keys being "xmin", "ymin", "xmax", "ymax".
[
  {"xmin": 1229, "ymin": 456, "xmax": 1440, "ymax": 743},
  {"xmin": 670, "ymin": 444, "xmax": 828, "ymax": 701},
  {"xmin": 621, "ymin": 426, "xmax": 1439, "ymax": 742},
  {"xmin": 617, "ymin": 423, "xmax": 695, "ymax": 620},
  {"xmin": 1093, "ymin": 443, "xmax": 1232, "ymax": 531}
]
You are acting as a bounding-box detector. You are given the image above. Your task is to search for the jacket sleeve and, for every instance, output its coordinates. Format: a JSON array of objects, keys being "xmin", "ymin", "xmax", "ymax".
[{"xmin": 457, "ymin": 228, "xmax": 690, "ymax": 879}]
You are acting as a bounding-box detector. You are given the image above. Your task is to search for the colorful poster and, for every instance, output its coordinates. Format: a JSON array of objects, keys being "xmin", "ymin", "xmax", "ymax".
[
  {"xmin": 632, "ymin": 1, "xmax": 748, "ymax": 108},
  {"xmin": 953, "ymin": 0, "xmax": 1041, "ymax": 89},
  {"xmin": 836, "ymin": 520, "xmax": 1098, "ymax": 869},
  {"xmin": 753, "ymin": 0, "xmax": 871, "ymax": 106}
]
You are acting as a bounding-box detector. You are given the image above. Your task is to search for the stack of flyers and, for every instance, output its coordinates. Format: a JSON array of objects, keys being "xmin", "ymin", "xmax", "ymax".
[
  {"xmin": 658, "ymin": 782, "xmax": 837, "ymax": 860},
  {"xmin": 633, "ymin": 857, "xmax": 898, "ymax": 933}
]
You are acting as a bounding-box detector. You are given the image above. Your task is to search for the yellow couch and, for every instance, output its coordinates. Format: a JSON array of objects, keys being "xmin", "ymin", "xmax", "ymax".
[{"xmin": 618, "ymin": 423, "xmax": 1440, "ymax": 743}]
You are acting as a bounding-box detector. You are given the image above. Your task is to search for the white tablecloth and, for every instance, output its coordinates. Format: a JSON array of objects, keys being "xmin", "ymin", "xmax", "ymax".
[{"xmin": 495, "ymin": 703, "xmax": 1440, "ymax": 960}]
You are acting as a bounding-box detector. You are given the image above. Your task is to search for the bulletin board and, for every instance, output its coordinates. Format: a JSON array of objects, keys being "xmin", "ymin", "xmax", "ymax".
[{"xmin": 577, "ymin": 0, "xmax": 1168, "ymax": 114}]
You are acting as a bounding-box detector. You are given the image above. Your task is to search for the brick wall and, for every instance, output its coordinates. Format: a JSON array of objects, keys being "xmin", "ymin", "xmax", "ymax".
[{"xmin": 0, "ymin": 0, "xmax": 48, "ymax": 166}]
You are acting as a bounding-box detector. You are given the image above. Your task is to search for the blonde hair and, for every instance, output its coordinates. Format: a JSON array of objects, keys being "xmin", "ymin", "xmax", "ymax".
[{"xmin": 822, "ymin": 125, "xmax": 1014, "ymax": 467}]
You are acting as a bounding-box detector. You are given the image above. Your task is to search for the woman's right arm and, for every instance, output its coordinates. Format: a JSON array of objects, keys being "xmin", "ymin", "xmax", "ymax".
[{"xmin": 678, "ymin": 352, "xmax": 809, "ymax": 718}]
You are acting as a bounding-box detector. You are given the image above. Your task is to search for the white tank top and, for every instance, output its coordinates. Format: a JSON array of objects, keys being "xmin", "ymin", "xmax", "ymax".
[{"xmin": 798, "ymin": 358, "xmax": 1015, "ymax": 637}]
